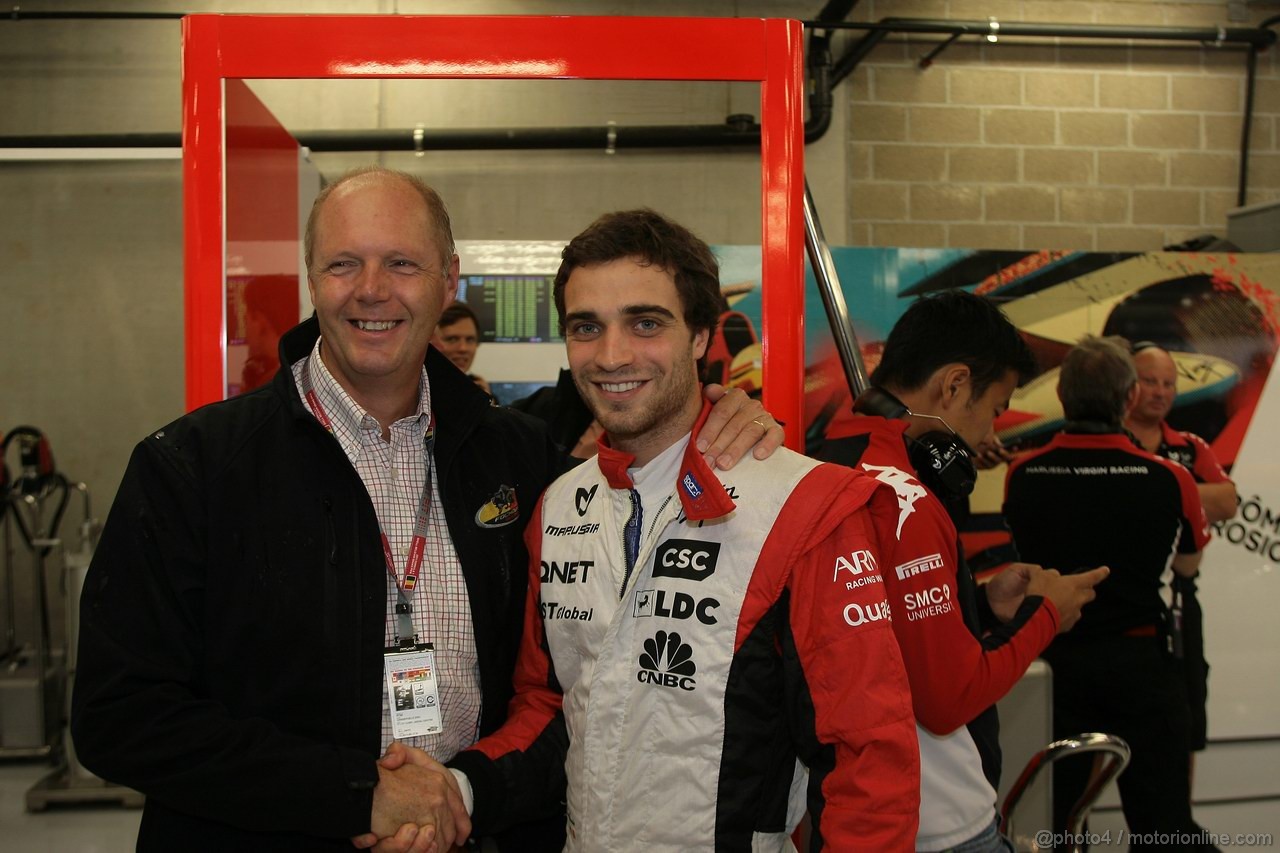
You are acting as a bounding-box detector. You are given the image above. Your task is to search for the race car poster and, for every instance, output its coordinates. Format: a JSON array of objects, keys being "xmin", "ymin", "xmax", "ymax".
[{"xmin": 714, "ymin": 245, "xmax": 1280, "ymax": 740}]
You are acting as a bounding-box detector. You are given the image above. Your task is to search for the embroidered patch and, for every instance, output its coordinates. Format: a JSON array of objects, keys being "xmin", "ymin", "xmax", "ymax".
[
  {"xmin": 681, "ymin": 471, "xmax": 703, "ymax": 499},
  {"xmin": 475, "ymin": 485, "xmax": 519, "ymax": 528}
]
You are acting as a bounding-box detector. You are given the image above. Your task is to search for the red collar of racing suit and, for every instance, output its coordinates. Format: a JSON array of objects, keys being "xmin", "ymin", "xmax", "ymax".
[{"xmin": 593, "ymin": 397, "xmax": 737, "ymax": 523}]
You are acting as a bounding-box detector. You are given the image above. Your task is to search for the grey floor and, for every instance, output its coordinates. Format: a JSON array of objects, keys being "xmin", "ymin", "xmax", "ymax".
[
  {"xmin": 2, "ymin": 756, "xmax": 1274, "ymax": 852},
  {"xmin": 0, "ymin": 761, "xmax": 141, "ymax": 853}
]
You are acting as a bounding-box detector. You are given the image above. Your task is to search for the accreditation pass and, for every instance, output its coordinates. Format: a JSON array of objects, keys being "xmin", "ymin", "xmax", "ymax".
[{"xmin": 384, "ymin": 643, "xmax": 444, "ymax": 739}]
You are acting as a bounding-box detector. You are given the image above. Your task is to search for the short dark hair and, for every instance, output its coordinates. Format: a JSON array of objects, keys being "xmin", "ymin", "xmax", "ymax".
[
  {"xmin": 1059, "ymin": 335, "xmax": 1136, "ymax": 425},
  {"xmin": 304, "ymin": 166, "xmax": 454, "ymax": 272},
  {"xmin": 553, "ymin": 210, "xmax": 724, "ymax": 361},
  {"xmin": 438, "ymin": 300, "xmax": 479, "ymax": 331},
  {"xmin": 871, "ymin": 290, "xmax": 1037, "ymax": 396}
]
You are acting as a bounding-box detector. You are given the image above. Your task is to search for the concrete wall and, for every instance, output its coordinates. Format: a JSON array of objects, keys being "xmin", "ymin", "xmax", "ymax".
[
  {"xmin": 1, "ymin": 0, "xmax": 1277, "ymax": 544},
  {"xmin": 846, "ymin": 0, "xmax": 1280, "ymax": 249}
]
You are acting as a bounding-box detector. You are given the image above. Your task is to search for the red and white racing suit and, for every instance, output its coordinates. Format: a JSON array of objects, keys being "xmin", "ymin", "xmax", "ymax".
[
  {"xmin": 450, "ymin": 404, "xmax": 919, "ymax": 851},
  {"xmin": 821, "ymin": 416, "xmax": 1060, "ymax": 850}
]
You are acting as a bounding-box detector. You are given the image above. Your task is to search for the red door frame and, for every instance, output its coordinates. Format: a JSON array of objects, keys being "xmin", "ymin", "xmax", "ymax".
[{"xmin": 183, "ymin": 15, "xmax": 805, "ymax": 446}]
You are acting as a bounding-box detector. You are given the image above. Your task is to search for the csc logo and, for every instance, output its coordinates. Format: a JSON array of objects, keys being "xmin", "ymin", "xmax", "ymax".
[{"xmin": 653, "ymin": 539, "xmax": 720, "ymax": 581}]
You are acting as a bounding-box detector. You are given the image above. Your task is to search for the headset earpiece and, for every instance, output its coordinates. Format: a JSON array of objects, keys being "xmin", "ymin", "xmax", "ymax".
[
  {"xmin": 852, "ymin": 387, "xmax": 977, "ymax": 498},
  {"xmin": 905, "ymin": 433, "xmax": 977, "ymax": 498}
]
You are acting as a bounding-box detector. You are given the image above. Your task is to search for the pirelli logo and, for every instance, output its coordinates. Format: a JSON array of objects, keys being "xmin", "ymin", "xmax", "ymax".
[{"xmin": 895, "ymin": 553, "xmax": 944, "ymax": 581}]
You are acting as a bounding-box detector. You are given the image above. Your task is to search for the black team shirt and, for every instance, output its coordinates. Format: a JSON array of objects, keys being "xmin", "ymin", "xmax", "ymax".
[{"xmin": 1004, "ymin": 431, "xmax": 1210, "ymax": 639}]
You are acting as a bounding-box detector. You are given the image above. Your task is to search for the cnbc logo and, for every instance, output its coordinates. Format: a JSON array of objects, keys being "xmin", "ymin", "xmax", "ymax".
[{"xmin": 637, "ymin": 630, "xmax": 697, "ymax": 691}]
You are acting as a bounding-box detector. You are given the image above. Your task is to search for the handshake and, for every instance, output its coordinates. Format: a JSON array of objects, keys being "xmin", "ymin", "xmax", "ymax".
[{"xmin": 351, "ymin": 741, "xmax": 472, "ymax": 853}]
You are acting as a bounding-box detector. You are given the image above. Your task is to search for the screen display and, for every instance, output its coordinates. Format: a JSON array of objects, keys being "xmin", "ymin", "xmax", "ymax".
[
  {"xmin": 458, "ymin": 274, "xmax": 561, "ymax": 343},
  {"xmin": 489, "ymin": 381, "xmax": 557, "ymax": 407}
]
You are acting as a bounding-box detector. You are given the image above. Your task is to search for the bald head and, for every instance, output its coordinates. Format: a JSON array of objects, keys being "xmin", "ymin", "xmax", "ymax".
[
  {"xmin": 305, "ymin": 166, "xmax": 455, "ymax": 273},
  {"xmin": 1130, "ymin": 346, "xmax": 1178, "ymax": 427},
  {"xmin": 1134, "ymin": 346, "xmax": 1176, "ymax": 375}
]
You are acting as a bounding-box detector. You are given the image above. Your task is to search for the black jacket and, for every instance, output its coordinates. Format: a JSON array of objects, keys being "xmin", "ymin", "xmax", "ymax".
[
  {"xmin": 72, "ymin": 318, "xmax": 563, "ymax": 851},
  {"xmin": 509, "ymin": 368, "xmax": 593, "ymax": 456}
]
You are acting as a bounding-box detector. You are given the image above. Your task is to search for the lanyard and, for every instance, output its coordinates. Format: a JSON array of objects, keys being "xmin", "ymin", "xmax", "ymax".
[{"xmin": 299, "ymin": 354, "xmax": 435, "ymax": 646}]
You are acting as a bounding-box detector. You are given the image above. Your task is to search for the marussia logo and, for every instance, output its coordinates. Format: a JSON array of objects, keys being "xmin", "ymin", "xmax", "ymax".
[
  {"xmin": 575, "ymin": 484, "xmax": 598, "ymax": 517},
  {"xmin": 637, "ymin": 630, "xmax": 697, "ymax": 691},
  {"xmin": 861, "ymin": 463, "xmax": 928, "ymax": 539}
]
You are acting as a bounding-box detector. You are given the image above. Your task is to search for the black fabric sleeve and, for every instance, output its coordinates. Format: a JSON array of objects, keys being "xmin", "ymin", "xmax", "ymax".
[
  {"xmin": 979, "ymin": 595, "xmax": 1047, "ymax": 651},
  {"xmin": 71, "ymin": 440, "xmax": 378, "ymax": 839}
]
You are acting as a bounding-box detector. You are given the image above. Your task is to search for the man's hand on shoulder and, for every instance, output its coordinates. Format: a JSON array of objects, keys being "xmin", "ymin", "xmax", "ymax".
[
  {"xmin": 698, "ymin": 384, "xmax": 784, "ymax": 470},
  {"xmin": 1029, "ymin": 566, "xmax": 1110, "ymax": 633},
  {"xmin": 352, "ymin": 742, "xmax": 471, "ymax": 853}
]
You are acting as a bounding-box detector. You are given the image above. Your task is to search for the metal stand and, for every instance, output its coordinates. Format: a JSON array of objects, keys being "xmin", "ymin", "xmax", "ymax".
[
  {"xmin": 0, "ymin": 494, "xmax": 62, "ymax": 760},
  {"xmin": 11, "ymin": 482, "xmax": 142, "ymax": 810},
  {"xmin": 26, "ymin": 765, "xmax": 145, "ymax": 811},
  {"xmin": 1000, "ymin": 732, "xmax": 1131, "ymax": 853}
]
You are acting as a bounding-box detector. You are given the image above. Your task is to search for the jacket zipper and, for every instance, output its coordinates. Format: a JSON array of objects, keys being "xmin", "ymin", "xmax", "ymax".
[
  {"xmin": 649, "ymin": 495, "xmax": 673, "ymax": 538},
  {"xmin": 617, "ymin": 492, "xmax": 676, "ymax": 600},
  {"xmin": 618, "ymin": 488, "xmax": 641, "ymax": 600}
]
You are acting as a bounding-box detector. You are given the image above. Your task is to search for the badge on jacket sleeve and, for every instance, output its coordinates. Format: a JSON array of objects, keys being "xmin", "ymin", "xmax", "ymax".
[{"xmin": 474, "ymin": 484, "xmax": 519, "ymax": 528}]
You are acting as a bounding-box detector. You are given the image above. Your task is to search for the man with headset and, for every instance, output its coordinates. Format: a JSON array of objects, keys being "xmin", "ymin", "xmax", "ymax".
[{"xmin": 820, "ymin": 290, "xmax": 1107, "ymax": 853}]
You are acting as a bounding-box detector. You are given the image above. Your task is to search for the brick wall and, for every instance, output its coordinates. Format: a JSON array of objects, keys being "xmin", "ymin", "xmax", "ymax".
[{"xmin": 844, "ymin": 0, "xmax": 1280, "ymax": 250}]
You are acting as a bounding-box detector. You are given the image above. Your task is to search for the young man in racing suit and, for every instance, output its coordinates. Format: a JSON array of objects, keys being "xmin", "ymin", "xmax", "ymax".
[
  {"xmin": 431, "ymin": 209, "xmax": 920, "ymax": 851},
  {"xmin": 819, "ymin": 291, "xmax": 1108, "ymax": 853}
]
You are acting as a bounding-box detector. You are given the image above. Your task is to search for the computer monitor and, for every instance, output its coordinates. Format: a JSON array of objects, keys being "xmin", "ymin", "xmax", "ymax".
[{"xmin": 457, "ymin": 274, "xmax": 561, "ymax": 343}]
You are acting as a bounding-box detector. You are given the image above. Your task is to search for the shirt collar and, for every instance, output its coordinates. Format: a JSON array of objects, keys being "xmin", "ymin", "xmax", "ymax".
[
  {"xmin": 300, "ymin": 338, "xmax": 430, "ymax": 458},
  {"xmin": 834, "ymin": 415, "xmax": 916, "ymax": 471},
  {"xmin": 1047, "ymin": 430, "xmax": 1138, "ymax": 451},
  {"xmin": 594, "ymin": 398, "xmax": 737, "ymax": 522},
  {"xmin": 1159, "ymin": 420, "xmax": 1189, "ymax": 448}
]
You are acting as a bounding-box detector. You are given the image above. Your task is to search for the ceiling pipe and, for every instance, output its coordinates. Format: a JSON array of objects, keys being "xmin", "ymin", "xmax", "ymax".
[
  {"xmin": 5, "ymin": 10, "xmax": 185, "ymax": 20},
  {"xmin": 1, "ymin": 4, "xmax": 850, "ymax": 156},
  {"xmin": 1240, "ymin": 44, "xmax": 1259, "ymax": 208},
  {"xmin": 0, "ymin": 122, "xmax": 766, "ymax": 155},
  {"xmin": 3, "ymin": 14, "xmax": 1275, "ymax": 157},
  {"xmin": 809, "ymin": 18, "xmax": 1276, "ymax": 47},
  {"xmin": 803, "ymin": 0, "xmax": 859, "ymax": 142},
  {"xmin": 817, "ymin": 19, "xmax": 1276, "ymax": 88}
]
